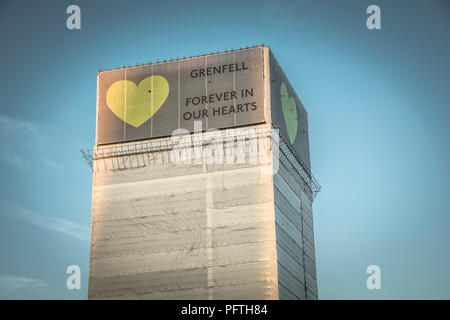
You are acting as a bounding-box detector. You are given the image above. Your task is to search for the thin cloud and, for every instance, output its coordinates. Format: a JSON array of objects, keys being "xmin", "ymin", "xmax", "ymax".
[
  {"xmin": 0, "ymin": 115, "xmax": 41, "ymax": 141},
  {"xmin": 0, "ymin": 116, "xmax": 65, "ymax": 171},
  {"xmin": 0, "ymin": 275, "xmax": 48, "ymax": 291},
  {"xmin": 0, "ymin": 275, "xmax": 49, "ymax": 299},
  {"xmin": 13, "ymin": 207, "xmax": 90, "ymax": 242},
  {"xmin": 0, "ymin": 155, "xmax": 31, "ymax": 170},
  {"xmin": 43, "ymin": 159, "xmax": 63, "ymax": 171}
]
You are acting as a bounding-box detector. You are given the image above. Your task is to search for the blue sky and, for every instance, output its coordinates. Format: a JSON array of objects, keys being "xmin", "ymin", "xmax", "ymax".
[{"xmin": 0, "ymin": 0, "xmax": 449, "ymax": 299}]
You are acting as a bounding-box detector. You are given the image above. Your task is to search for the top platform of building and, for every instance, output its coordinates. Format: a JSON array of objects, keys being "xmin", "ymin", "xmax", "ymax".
[{"xmin": 98, "ymin": 45, "xmax": 270, "ymax": 74}]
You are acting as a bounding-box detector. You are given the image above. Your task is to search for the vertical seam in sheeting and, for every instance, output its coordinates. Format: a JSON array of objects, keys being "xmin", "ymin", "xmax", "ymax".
[
  {"xmin": 124, "ymin": 69, "xmax": 127, "ymax": 140},
  {"xmin": 233, "ymin": 51, "xmax": 236, "ymax": 125},
  {"xmin": 151, "ymin": 65, "xmax": 153, "ymax": 137},
  {"xmin": 178, "ymin": 60, "xmax": 180, "ymax": 129},
  {"xmin": 205, "ymin": 162, "xmax": 213, "ymax": 299},
  {"xmin": 205, "ymin": 56, "xmax": 208, "ymax": 130},
  {"xmin": 300, "ymin": 195, "xmax": 308, "ymax": 299},
  {"xmin": 262, "ymin": 47, "xmax": 266, "ymax": 125}
]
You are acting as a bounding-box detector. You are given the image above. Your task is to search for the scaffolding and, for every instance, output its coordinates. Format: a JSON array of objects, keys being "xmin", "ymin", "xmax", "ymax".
[
  {"xmin": 275, "ymin": 128, "xmax": 321, "ymax": 200},
  {"xmin": 81, "ymin": 125, "xmax": 320, "ymax": 201}
]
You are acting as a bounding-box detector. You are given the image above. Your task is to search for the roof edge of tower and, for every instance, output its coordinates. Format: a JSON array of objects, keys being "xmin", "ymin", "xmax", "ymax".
[{"xmin": 97, "ymin": 44, "xmax": 271, "ymax": 74}]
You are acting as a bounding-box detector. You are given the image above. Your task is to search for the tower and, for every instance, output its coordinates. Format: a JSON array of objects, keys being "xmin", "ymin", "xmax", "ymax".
[{"xmin": 88, "ymin": 46, "xmax": 320, "ymax": 299}]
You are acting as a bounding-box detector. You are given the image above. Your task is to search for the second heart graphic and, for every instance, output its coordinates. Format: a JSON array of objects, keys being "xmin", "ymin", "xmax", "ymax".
[{"xmin": 280, "ymin": 82, "xmax": 298, "ymax": 144}]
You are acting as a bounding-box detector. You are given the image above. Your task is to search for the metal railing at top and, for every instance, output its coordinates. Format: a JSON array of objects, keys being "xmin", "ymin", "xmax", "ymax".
[{"xmin": 276, "ymin": 133, "xmax": 321, "ymax": 199}]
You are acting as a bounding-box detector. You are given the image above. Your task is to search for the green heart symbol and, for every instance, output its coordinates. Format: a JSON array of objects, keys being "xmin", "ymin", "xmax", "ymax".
[{"xmin": 280, "ymin": 82, "xmax": 298, "ymax": 144}]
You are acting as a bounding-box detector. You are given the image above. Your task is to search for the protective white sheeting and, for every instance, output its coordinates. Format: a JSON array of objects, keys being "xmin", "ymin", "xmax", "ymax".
[
  {"xmin": 89, "ymin": 128, "xmax": 279, "ymax": 299},
  {"xmin": 274, "ymin": 155, "xmax": 318, "ymax": 300}
]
